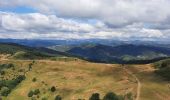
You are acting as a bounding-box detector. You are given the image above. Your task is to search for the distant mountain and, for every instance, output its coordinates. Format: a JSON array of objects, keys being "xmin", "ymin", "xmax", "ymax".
[
  {"xmin": 67, "ymin": 44, "xmax": 170, "ymax": 64},
  {"xmin": 0, "ymin": 39, "xmax": 68, "ymax": 47},
  {"xmin": 0, "ymin": 43, "xmax": 70, "ymax": 59},
  {"xmin": 2, "ymin": 39, "xmax": 170, "ymax": 48}
]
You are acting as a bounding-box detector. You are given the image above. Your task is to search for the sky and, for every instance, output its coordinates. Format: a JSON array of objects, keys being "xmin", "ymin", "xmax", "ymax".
[{"xmin": 0, "ymin": 0, "xmax": 170, "ymax": 41}]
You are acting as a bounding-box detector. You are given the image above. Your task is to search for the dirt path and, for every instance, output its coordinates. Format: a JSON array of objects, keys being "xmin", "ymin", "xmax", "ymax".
[{"xmin": 122, "ymin": 66, "xmax": 141, "ymax": 100}]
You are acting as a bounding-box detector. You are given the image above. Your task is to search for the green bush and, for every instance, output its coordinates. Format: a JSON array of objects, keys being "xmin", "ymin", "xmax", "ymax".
[
  {"xmin": 0, "ymin": 63, "xmax": 15, "ymax": 71},
  {"xmin": 32, "ymin": 78, "xmax": 37, "ymax": 82},
  {"xmin": 155, "ymin": 67, "xmax": 170, "ymax": 80},
  {"xmin": 89, "ymin": 93, "xmax": 100, "ymax": 100},
  {"xmin": 0, "ymin": 75, "xmax": 25, "ymax": 96},
  {"xmin": 55, "ymin": 95, "xmax": 62, "ymax": 100},
  {"xmin": 125, "ymin": 92, "xmax": 133, "ymax": 100},
  {"xmin": 41, "ymin": 97, "xmax": 48, "ymax": 100},
  {"xmin": 50, "ymin": 86, "xmax": 56, "ymax": 92},
  {"xmin": 0, "ymin": 87, "xmax": 11, "ymax": 96},
  {"xmin": 103, "ymin": 92, "xmax": 119, "ymax": 100},
  {"xmin": 34, "ymin": 89, "xmax": 40, "ymax": 95},
  {"xmin": 155, "ymin": 59, "xmax": 170, "ymax": 81},
  {"xmin": 28, "ymin": 90, "xmax": 34, "ymax": 97},
  {"xmin": 0, "ymin": 71, "xmax": 5, "ymax": 75}
]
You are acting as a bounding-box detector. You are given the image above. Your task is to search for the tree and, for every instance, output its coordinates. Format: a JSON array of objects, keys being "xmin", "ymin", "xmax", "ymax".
[
  {"xmin": 51, "ymin": 86, "xmax": 56, "ymax": 92},
  {"xmin": 55, "ymin": 95, "xmax": 62, "ymax": 100},
  {"xmin": 89, "ymin": 93, "xmax": 100, "ymax": 100},
  {"xmin": 103, "ymin": 92, "xmax": 119, "ymax": 100}
]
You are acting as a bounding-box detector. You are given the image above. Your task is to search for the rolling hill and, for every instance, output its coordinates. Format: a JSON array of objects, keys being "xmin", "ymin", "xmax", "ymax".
[
  {"xmin": 0, "ymin": 43, "xmax": 71, "ymax": 60},
  {"xmin": 0, "ymin": 58, "xmax": 170, "ymax": 100}
]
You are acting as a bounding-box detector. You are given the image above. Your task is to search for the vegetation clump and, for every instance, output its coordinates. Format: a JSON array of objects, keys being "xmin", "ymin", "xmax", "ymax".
[
  {"xmin": 28, "ymin": 90, "xmax": 34, "ymax": 97},
  {"xmin": 0, "ymin": 87, "xmax": 10, "ymax": 96},
  {"xmin": 55, "ymin": 95, "xmax": 62, "ymax": 100},
  {"xmin": 50, "ymin": 86, "xmax": 56, "ymax": 92},
  {"xmin": 27, "ymin": 89, "xmax": 40, "ymax": 98},
  {"xmin": 34, "ymin": 89, "xmax": 40, "ymax": 95},
  {"xmin": 0, "ymin": 63, "xmax": 14, "ymax": 71},
  {"xmin": 155, "ymin": 59, "xmax": 170, "ymax": 80},
  {"xmin": 103, "ymin": 92, "xmax": 120, "ymax": 100},
  {"xmin": 89, "ymin": 93, "xmax": 100, "ymax": 100},
  {"xmin": 0, "ymin": 75, "xmax": 26, "ymax": 96},
  {"xmin": 32, "ymin": 78, "xmax": 37, "ymax": 82}
]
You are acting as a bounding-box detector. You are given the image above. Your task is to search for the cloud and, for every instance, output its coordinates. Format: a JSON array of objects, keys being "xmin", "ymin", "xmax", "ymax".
[
  {"xmin": 0, "ymin": 12, "xmax": 168, "ymax": 40},
  {"xmin": 1, "ymin": 0, "xmax": 170, "ymax": 28},
  {"xmin": 0, "ymin": 0, "xmax": 170, "ymax": 40},
  {"xmin": 1, "ymin": 12, "xmax": 95, "ymax": 33}
]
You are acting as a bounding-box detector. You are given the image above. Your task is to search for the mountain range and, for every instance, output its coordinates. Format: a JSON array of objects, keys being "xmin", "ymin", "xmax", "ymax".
[
  {"xmin": 0, "ymin": 39, "xmax": 170, "ymax": 64},
  {"xmin": 66, "ymin": 44, "xmax": 170, "ymax": 64}
]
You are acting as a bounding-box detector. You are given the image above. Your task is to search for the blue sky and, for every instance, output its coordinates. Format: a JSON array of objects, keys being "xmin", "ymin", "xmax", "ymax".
[
  {"xmin": 0, "ymin": 0, "xmax": 170, "ymax": 41},
  {"xmin": 0, "ymin": 6, "xmax": 36, "ymax": 13}
]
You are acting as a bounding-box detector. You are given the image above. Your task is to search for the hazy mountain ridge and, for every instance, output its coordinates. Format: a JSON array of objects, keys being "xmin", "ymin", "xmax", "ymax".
[
  {"xmin": 67, "ymin": 44, "xmax": 170, "ymax": 64},
  {"xmin": 1, "ymin": 39, "xmax": 170, "ymax": 48}
]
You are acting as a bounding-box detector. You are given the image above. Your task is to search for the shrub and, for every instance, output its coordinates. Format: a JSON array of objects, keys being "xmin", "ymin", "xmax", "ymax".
[
  {"xmin": 103, "ymin": 92, "xmax": 119, "ymax": 100},
  {"xmin": 34, "ymin": 89, "xmax": 40, "ymax": 95},
  {"xmin": 155, "ymin": 60, "xmax": 170, "ymax": 81},
  {"xmin": 0, "ymin": 71, "xmax": 5, "ymax": 75},
  {"xmin": 125, "ymin": 92, "xmax": 133, "ymax": 100},
  {"xmin": 8, "ymin": 63, "xmax": 14, "ymax": 68},
  {"xmin": 28, "ymin": 63, "xmax": 33, "ymax": 71},
  {"xmin": 0, "ymin": 87, "xmax": 11, "ymax": 96},
  {"xmin": 32, "ymin": 78, "xmax": 37, "ymax": 82},
  {"xmin": 50, "ymin": 86, "xmax": 56, "ymax": 92},
  {"xmin": 28, "ymin": 90, "xmax": 34, "ymax": 97},
  {"xmin": 55, "ymin": 95, "xmax": 62, "ymax": 100},
  {"xmin": 89, "ymin": 93, "xmax": 100, "ymax": 100},
  {"xmin": 0, "ymin": 75, "xmax": 26, "ymax": 92},
  {"xmin": 41, "ymin": 97, "xmax": 48, "ymax": 100}
]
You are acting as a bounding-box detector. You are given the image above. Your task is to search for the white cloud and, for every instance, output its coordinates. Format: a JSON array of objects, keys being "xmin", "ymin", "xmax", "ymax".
[
  {"xmin": 0, "ymin": 12, "xmax": 168, "ymax": 40},
  {"xmin": 140, "ymin": 29, "xmax": 163, "ymax": 38},
  {"xmin": 1, "ymin": 0, "xmax": 170, "ymax": 27},
  {"xmin": 0, "ymin": 0, "xmax": 170, "ymax": 40},
  {"xmin": 1, "ymin": 12, "xmax": 95, "ymax": 33}
]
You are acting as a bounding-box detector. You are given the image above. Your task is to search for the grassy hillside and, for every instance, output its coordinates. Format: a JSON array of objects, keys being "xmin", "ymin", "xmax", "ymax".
[
  {"xmin": 0, "ymin": 58, "xmax": 169, "ymax": 100},
  {"xmin": 1, "ymin": 43, "xmax": 170, "ymax": 99},
  {"xmin": 0, "ymin": 43, "xmax": 70, "ymax": 60},
  {"xmin": 124, "ymin": 64, "xmax": 170, "ymax": 100},
  {"xmin": 0, "ymin": 59, "xmax": 136, "ymax": 100}
]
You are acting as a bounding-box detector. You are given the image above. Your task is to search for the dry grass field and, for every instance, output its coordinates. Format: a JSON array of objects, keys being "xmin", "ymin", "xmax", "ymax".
[
  {"xmin": 125, "ymin": 64, "xmax": 170, "ymax": 100},
  {"xmin": 0, "ymin": 59, "xmax": 170, "ymax": 100}
]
